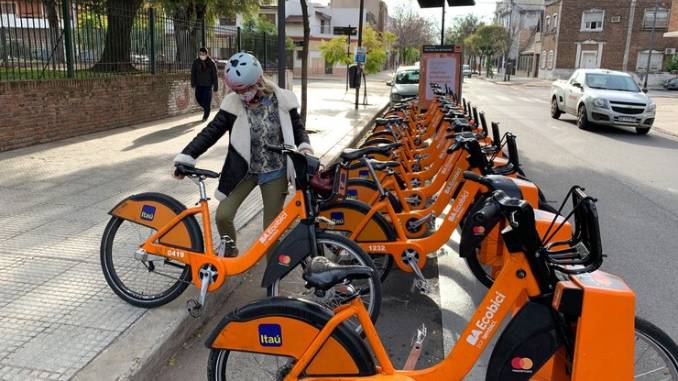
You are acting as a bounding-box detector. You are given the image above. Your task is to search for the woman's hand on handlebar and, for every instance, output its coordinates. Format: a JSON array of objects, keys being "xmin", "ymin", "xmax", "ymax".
[{"xmin": 172, "ymin": 166, "xmax": 185, "ymax": 180}]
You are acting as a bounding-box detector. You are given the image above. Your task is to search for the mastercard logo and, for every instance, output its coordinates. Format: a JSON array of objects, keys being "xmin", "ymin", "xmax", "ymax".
[
  {"xmin": 278, "ymin": 255, "xmax": 291, "ymax": 266},
  {"xmin": 511, "ymin": 357, "xmax": 534, "ymax": 370}
]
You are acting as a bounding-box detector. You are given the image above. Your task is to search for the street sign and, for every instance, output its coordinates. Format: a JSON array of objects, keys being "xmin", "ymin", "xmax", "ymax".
[
  {"xmin": 334, "ymin": 26, "xmax": 358, "ymax": 36},
  {"xmin": 355, "ymin": 47, "xmax": 367, "ymax": 64}
]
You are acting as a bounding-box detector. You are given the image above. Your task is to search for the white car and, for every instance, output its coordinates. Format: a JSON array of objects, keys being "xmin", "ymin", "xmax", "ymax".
[
  {"xmin": 551, "ymin": 69, "xmax": 656, "ymax": 135},
  {"xmin": 463, "ymin": 64, "xmax": 472, "ymax": 78},
  {"xmin": 387, "ymin": 66, "xmax": 420, "ymax": 103}
]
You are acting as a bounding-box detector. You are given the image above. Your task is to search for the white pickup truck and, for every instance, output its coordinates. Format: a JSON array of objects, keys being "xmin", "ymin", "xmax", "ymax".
[{"xmin": 550, "ymin": 69, "xmax": 656, "ymax": 135}]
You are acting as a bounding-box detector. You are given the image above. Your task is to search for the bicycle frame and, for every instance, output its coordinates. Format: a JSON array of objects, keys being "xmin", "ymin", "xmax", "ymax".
[
  {"xmin": 273, "ymin": 248, "xmax": 635, "ymax": 380},
  {"xmin": 110, "ymin": 191, "xmax": 309, "ymax": 292}
]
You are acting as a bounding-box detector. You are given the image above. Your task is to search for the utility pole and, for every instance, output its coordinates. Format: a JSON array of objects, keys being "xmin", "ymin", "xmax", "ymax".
[
  {"xmin": 277, "ymin": 0, "xmax": 286, "ymax": 88},
  {"xmin": 355, "ymin": 0, "xmax": 364, "ymax": 110},
  {"xmin": 346, "ymin": 25, "xmax": 351, "ymax": 92},
  {"xmin": 504, "ymin": 0, "xmax": 514, "ymax": 82},
  {"xmin": 441, "ymin": 0, "xmax": 446, "ymax": 44},
  {"xmin": 643, "ymin": 0, "xmax": 659, "ymax": 91}
]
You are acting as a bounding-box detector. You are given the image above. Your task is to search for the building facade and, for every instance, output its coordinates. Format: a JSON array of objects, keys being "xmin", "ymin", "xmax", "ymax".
[
  {"xmin": 495, "ymin": 0, "xmax": 545, "ymax": 75},
  {"xmin": 540, "ymin": 0, "xmax": 677, "ymax": 84}
]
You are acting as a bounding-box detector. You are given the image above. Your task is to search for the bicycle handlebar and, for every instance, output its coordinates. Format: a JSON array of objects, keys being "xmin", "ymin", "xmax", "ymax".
[{"xmin": 462, "ymin": 171, "xmax": 493, "ymax": 189}]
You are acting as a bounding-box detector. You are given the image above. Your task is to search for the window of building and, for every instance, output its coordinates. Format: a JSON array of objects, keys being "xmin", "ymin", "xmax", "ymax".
[
  {"xmin": 636, "ymin": 50, "xmax": 664, "ymax": 72},
  {"xmin": 296, "ymin": 50, "xmax": 305, "ymax": 60},
  {"xmin": 0, "ymin": 2, "xmax": 16, "ymax": 15},
  {"xmin": 643, "ymin": 8, "xmax": 669, "ymax": 29},
  {"xmin": 541, "ymin": 50, "xmax": 547, "ymax": 69},
  {"xmin": 552, "ymin": 14, "xmax": 558, "ymax": 31},
  {"xmin": 581, "ymin": 9, "xmax": 604, "ymax": 32},
  {"xmin": 219, "ymin": 15, "xmax": 236, "ymax": 26},
  {"xmin": 547, "ymin": 50, "xmax": 555, "ymax": 69},
  {"xmin": 545, "ymin": 16, "xmax": 551, "ymax": 31}
]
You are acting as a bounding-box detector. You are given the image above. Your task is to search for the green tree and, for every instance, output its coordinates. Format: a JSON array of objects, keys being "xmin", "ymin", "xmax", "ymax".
[
  {"xmin": 362, "ymin": 26, "xmax": 387, "ymax": 74},
  {"xmin": 92, "ymin": 0, "xmax": 144, "ymax": 72},
  {"xmin": 319, "ymin": 37, "xmax": 352, "ymax": 67},
  {"xmin": 389, "ymin": 6, "xmax": 434, "ymax": 66},
  {"xmin": 667, "ymin": 55, "xmax": 678, "ymax": 73},
  {"xmin": 242, "ymin": 14, "xmax": 276, "ymax": 34},
  {"xmin": 465, "ymin": 25, "xmax": 507, "ymax": 77},
  {"xmin": 157, "ymin": 0, "xmax": 260, "ymax": 69},
  {"xmin": 446, "ymin": 14, "xmax": 483, "ymax": 67},
  {"xmin": 403, "ymin": 47, "xmax": 419, "ymax": 65}
]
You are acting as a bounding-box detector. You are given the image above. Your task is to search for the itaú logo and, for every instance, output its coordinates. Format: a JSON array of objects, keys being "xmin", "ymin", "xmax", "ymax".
[{"xmin": 466, "ymin": 291, "xmax": 506, "ymax": 347}]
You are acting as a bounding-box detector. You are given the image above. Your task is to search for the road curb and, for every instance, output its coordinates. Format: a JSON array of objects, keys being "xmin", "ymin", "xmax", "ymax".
[{"xmin": 72, "ymin": 101, "xmax": 388, "ymax": 381}]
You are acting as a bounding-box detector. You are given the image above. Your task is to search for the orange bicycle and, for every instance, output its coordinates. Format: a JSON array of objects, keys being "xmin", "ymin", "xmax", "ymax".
[
  {"xmin": 100, "ymin": 145, "xmax": 382, "ymax": 323},
  {"xmin": 204, "ymin": 183, "xmax": 678, "ymax": 380}
]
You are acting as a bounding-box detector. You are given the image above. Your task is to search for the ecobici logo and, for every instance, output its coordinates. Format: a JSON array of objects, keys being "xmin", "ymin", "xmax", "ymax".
[
  {"xmin": 346, "ymin": 189, "xmax": 359, "ymax": 200},
  {"xmin": 466, "ymin": 291, "xmax": 506, "ymax": 347},
  {"xmin": 140, "ymin": 205, "xmax": 156, "ymax": 221},
  {"xmin": 258, "ymin": 324, "xmax": 282, "ymax": 347}
]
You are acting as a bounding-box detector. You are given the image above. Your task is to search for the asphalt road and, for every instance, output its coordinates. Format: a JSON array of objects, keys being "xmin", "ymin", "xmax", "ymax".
[{"xmin": 463, "ymin": 77, "xmax": 678, "ymax": 341}]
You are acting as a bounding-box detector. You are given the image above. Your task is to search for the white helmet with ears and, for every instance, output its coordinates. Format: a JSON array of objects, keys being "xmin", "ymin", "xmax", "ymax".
[{"xmin": 224, "ymin": 52, "xmax": 263, "ymax": 91}]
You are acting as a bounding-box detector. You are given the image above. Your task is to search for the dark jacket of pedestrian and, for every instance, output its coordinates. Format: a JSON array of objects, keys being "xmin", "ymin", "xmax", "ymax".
[{"xmin": 191, "ymin": 56, "xmax": 218, "ymax": 91}]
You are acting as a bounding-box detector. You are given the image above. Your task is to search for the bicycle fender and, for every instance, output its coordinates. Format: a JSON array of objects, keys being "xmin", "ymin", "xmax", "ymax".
[
  {"xmin": 261, "ymin": 222, "xmax": 313, "ymax": 288},
  {"xmin": 206, "ymin": 297, "xmax": 376, "ymax": 377},
  {"xmin": 486, "ymin": 301, "xmax": 564, "ymax": 381},
  {"xmin": 109, "ymin": 192, "xmax": 199, "ymax": 250}
]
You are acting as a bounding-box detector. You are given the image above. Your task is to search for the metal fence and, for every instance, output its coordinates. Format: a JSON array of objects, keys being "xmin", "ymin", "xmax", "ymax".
[{"xmin": 0, "ymin": 0, "xmax": 286, "ymax": 81}]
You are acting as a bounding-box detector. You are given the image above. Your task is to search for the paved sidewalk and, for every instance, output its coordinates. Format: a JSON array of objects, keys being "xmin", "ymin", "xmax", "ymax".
[{"xmin": 0, "ymin": 74, "xmax": 390, "ymax": 381}]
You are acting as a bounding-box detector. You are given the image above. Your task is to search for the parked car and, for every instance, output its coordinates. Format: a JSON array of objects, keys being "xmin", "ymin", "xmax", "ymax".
[
  {"xmin": 387, "ymin": 66, "xmax": 419, "ymax": 103},
  {"xmin": 462, "ymin": 64, "xmax": 472, "ymax": 78},
  {"xmin": 550, "ymin": 69, "xmax": 656, "ymax": 135},
  {"xmin": 663, "ymin": 77, "xmax": 678, "ymax": 90}
]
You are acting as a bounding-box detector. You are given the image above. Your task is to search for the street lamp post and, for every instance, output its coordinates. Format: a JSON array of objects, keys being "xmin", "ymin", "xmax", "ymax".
[
  {"xmin": 643, "ymin": 0, "xmax": 659, "ymax": 91},
  {"xmin": 277, "ymin": 0, "xmax": 286, "ymax": 88},
  {"xmin": 441, "ymin": 0, "xmax": 446, "ymax": 44},
  {"xmin": 355, "ymin": 0, "xmax": 364, "ymax": 110}
]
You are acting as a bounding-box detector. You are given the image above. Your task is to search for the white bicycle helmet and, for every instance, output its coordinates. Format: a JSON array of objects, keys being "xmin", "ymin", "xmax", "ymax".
[{"xmin": 224, "ymin": 52, "xmax": 263, "ymax": 91}]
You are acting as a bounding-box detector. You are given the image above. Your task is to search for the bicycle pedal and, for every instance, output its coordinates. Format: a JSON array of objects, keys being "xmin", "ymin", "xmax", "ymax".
[{"xmin": 186, "ymin": 299, "xmax": 203, "ymax": 318}]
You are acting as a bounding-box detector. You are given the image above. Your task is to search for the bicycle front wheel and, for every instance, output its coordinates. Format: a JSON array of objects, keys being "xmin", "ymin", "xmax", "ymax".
[
  {"xmin": 634, "ymin": 317, "xmax": 678, "ymax": 380},
  {"xmin": 268, "ymin": 232, "xmax": 382, "ymax": 330}
]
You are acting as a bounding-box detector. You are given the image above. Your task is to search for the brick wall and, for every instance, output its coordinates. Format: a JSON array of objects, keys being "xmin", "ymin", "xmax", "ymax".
[{"xmin": 0, "ymin": 70, "xmax": 291, "ymax": 152}]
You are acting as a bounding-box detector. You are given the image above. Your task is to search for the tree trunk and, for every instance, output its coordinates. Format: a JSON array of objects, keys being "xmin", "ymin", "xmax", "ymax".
[
  {"xmin": 300, "ymin": 0, "xmax": 309, "ymax": 125},
  {"xmin": 43, "ymin": 0, "xmax": 63, "ymax": 67},
  {"xmin": 172, "ymin": 5, "xmax": 197, "ymax": 71},
  {"xmin": 92, "ymin": 0, "xmax": 143, "ymax": 72}
]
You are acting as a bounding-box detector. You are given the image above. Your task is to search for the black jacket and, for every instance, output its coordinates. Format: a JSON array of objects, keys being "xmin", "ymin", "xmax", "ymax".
[
  {"xmin": 191, "ymin": 57, "xmax": 218, "ymax": 91},
  {"xmin": 179, "ymin": 101, "xmax": 310, "ymax": 198}
]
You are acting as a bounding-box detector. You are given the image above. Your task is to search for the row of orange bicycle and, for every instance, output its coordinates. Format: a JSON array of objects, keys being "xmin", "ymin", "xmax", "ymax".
[{"xmin": 100, "ymin": 84, "xmax": 678, "ymax": 380}]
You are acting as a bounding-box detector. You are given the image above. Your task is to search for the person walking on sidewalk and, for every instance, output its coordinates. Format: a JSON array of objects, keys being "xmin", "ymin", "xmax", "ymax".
[
  {"xmin": 174, "ymin": 52, "xmax": 314, "ymax": 254},
  {"xmin": 191, "ymin": 47, "xmax": 219, "ymax": 121}
]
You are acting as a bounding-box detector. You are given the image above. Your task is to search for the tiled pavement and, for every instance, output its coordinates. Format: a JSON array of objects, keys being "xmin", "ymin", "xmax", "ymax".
[{"xmin": 0, "ymin": 75, "xmax": 390, "ymax": 380}]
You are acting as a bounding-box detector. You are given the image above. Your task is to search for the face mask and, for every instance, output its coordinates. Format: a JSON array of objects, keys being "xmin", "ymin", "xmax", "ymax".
[
  {"xmin": 199, "ymin": 55, "xmax": 207, "ymax": 61},
  {"xmin": 239, "ymin": 89, "xmax": 257, "ymax": 103}
]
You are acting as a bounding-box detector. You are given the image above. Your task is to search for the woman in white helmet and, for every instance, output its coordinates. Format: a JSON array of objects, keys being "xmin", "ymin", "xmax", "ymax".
[{"xmin": 173, "ymin": 52, "xmax": 314, "ymax": 254}]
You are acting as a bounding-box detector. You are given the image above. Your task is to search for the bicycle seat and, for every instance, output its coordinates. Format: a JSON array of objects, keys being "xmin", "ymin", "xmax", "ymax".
[
  {"xmin": 303, "ymin": 257, "xmax": 374, "ymax": 291},
  {"xmin": 340, "ymin": 143, "xmax": 402, "ymax": 161},
  {"xmin": 175, "ymin": 164, "xmax": 220, "ymax": 179},
  {"xmin": 367, "ymin": 159, "xmax": 400, "ymax": 171}
]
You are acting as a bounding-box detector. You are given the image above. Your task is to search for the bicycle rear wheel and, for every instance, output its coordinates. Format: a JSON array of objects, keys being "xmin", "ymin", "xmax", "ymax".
[
  {"xmin": 267, "ymin": 232, "xmax": 382, "ymax": 331},
  {"xmin": 100, "ymin": 215, "xmax": 202, "ymax": 308}
]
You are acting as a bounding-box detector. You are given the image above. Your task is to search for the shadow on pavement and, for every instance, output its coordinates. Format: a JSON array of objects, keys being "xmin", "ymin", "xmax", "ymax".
[{"xmin": 122, "ymin": 121, "xmax": 204, "ymax": 151}]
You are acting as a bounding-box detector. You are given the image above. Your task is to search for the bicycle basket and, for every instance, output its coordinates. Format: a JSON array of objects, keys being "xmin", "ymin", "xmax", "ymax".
[{"xmin": 542, "ymin": 186, "xmax": 603, "ymax": 274}]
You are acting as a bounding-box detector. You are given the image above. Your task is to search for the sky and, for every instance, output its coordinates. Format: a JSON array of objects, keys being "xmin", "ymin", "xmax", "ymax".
[{"xmin": 314, "ymin": 0, "xmax": 499, "ymax": 29}]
